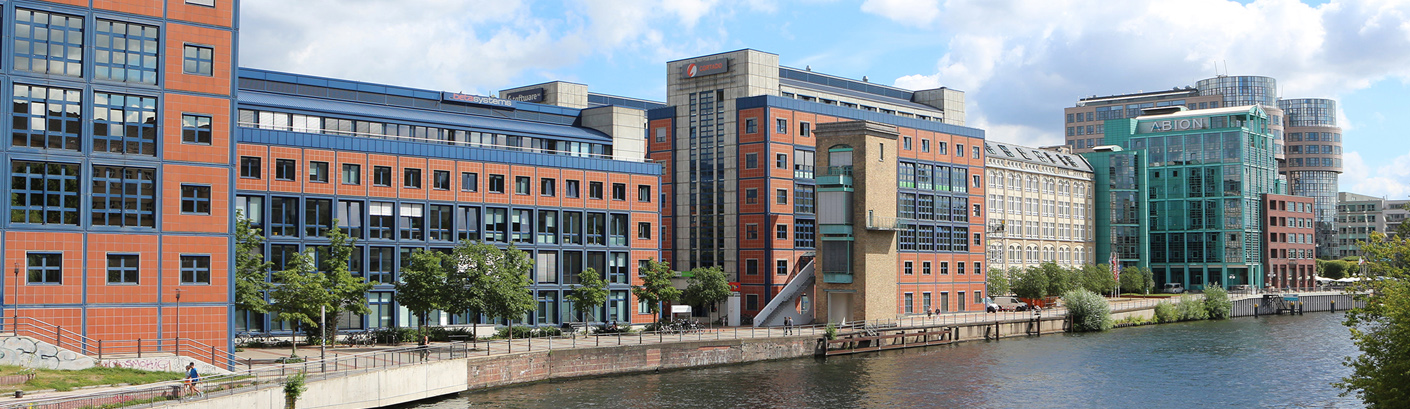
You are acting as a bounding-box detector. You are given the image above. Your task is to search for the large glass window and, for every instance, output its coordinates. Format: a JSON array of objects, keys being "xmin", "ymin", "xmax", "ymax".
[
  {"xmin": 91, "ymin": 166, "xmax": 156, "ymax": 228},
  {"xmin": 458, "ymin": 206, "xmax": 480, "ymax": 242},
  {"xmin": 484, "ymin": 208, "xmax": 508, "ymax": 242},
  {"xmin": 586, "ymin": 213, "xmax": 607, "ymax": 245},
  {"xmin": 305, "ymin": 198, "xmax": 333, "ymax": 237},
  {"xmin": 94, "ymin": 19, "xmax": 159, "ymax": 84},
  {"xmin": 106, "ymin": 254, "xmax": 139, "ymax": 284},
  {"xmin": 26, "ymin": 253, "xmax": 62, "ymax": 284},
  {"xmin": 399, "ymin": 203, "xmax": 424, "ymax": 240},
  {"xmin": 182, "ymin": 44, "xmax": 214, "ymax": 76},
  {"xmin": 337, "ymin": 200, "xmax": 363, "ymax": 238},
  {"xmin": 14, "ymin": 9, "xmax": 84, "ymax": 77},
  {"xmin": 538, "ymin": 210, "xmax": 558, "ymax": 244},
  {"xmin": 180, "ymin": 255, "xmax": 211, "ymax": 284},
  {"xmin": 236, "ymin": 195, "xmax": 264, "ymax": 228},
  {"xmin": 92, "ymin": 93, "xmax": 158, "ymax": 156},
  {"xmin": 10, "ymin": 161, "xmax": 81, "ymax": 225},
  {"xmin": 608, "ymin": 252, "xmax": 628, "ymax": 284},
  {"xmin": 11, "ymin": 85, "xmax": 82, "ymax": 151},
  {"xmin": 609, "ymin": 214, "xmax": 629, "ymax": 246},
  {"xmin": 368, "ymin": 247, "xmax": 394, "ymax": 284},
  {"xmin": 369, "ymin": 202, "xmax": 394, "ymax": 239},
  {"xmin": 511, "ymin": 209, "xmax": 533, "ymax": 244},
  {"xmin": 562, "ymin": 211, "xmax": 583, "ymax": 244},
  {"xmin": 428, "ymin": 204, "xmax": 453, "ymax": 241},
  {"xmin": 269, "ymin": 196, "xmax": 299, "ymax": 236}
]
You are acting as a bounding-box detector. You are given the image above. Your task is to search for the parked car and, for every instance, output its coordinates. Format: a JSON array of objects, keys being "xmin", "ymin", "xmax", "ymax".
[
  {"xmin": 1162, "ymin": 283, "xmax": 1186, "ymax": 294},
  {"xmin": 986, "ymin": 296, "xmax": 1030, "ymax": 312}
]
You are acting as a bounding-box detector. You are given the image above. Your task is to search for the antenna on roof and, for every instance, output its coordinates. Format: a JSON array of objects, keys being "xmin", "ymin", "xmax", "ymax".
[
  {"xmin": 805, "ymin": 65, "xmax": 811, "ymax": 71},
  {"xmin": 862, "ymin": 76, "xmax": 869, "ymax": 82}
]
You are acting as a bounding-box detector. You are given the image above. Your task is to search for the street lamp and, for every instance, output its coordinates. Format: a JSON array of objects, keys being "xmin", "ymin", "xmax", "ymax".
[
  {"xmin": 175, "ymin": 288, "xmax": 182, "ymax": 349},
  {"xmin": 11, "ymin": 263, "xmax": 18, "ymax": 330}
]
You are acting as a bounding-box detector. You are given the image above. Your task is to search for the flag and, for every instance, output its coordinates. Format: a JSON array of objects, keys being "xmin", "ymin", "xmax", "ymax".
[
  {"xmin": 1358, "ymin": 257, "xmax": 1365, "ymax": 267},
  {"xmin": 1110, "ymin": 252, "xmax": 1120, "ymax": 282}
]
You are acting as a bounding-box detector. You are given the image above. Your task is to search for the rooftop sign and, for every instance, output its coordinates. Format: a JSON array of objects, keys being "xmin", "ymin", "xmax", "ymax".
[
  {"xmin": 442, "ymin": 92, "xmax": 516, "ymax": 109},
  {"xmin": 1139, "ymin": 117, "xmax": 1207, "ymax": 133},
  {"xmin": 505, "ymin": 88, "xmax": 545, "ymax": 103},
  {"xmin": 682, "ymin": 58, "xmax": 729, "ymax": 79}
]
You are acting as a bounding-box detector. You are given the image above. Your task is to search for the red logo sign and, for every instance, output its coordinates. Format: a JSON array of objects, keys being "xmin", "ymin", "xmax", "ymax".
[
  {"xmin": 686, "ymin": 63, "xmax": 699, "ymax": 78},
  {"xmin": 728, "ymin": 282, "xmax": 741, "ymax": 292},
  {"xmin": 682, "ymin": 58, "xmax": 728, "ymax": 78}
]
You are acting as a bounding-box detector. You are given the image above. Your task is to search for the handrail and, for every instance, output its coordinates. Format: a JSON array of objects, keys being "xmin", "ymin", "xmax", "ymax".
[{"xmin": 0, "ymin": 317, "xmax": 240, "ymax": 368}]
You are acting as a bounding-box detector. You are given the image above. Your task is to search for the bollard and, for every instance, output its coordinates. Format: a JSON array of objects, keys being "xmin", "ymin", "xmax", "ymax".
[{"xmin": 1330, "ymin": 299, "xmax": 1336, "ymax": 313}]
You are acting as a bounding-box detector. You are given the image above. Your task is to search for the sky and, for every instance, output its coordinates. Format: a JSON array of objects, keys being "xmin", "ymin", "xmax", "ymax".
[{"xmin": 239, "ymin": 0, "xmax": 1410, "ymax": 199}]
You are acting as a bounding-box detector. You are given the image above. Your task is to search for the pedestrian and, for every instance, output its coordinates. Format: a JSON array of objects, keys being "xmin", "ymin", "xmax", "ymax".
[
  {"xmin": 784, "ymin": 316, "xmax": 793, "ymax": 335},
  {"xmin": 417, "ymin": 331, "xmax": 430, "ymax": 361},
  {"xmin": 184, "ymin": 362, "xmax": 202, "ymax": 398}
]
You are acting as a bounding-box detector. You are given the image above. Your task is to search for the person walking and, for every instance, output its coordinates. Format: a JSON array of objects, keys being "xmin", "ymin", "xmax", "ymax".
[
  {"xmin": 184, "ymin": 362, "xmax": 202, "ymax": 398},
  {"xmin": 783, "ymin": 316, "xmax": 793, "ymax": 335}
]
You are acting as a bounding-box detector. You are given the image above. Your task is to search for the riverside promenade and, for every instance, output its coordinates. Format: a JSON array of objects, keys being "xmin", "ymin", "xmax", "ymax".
[{"xmin": 4, "ymin": 291, "xmax": 1353, "ymax": 409}]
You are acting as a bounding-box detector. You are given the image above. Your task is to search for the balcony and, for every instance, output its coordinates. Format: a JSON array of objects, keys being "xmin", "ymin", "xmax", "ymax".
[
  {"xmin": 822, "ymin": 272, "xmax": 853, "ymax": 284},
  {"xmin": 865, "ymin": 211, "xmax": 907, "ymax": 231},
  {"xmin": 816, "ymin": 166, "xmax": 853, "ymax": 187}
]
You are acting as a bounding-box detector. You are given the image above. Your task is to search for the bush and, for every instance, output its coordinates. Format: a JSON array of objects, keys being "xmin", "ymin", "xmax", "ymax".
[
  {"xmin": 1154, "ymin": 302, "xmax": 1179, "ymax": 323},
  {"xmin": 1203, "ymin": 286, "xmax": 1232, "ymax": 319},
  {"xmin": 592, "ymin": 324, "xmax": 633, "ymax": 335},
  {"xmin": 1062, "ymin": 288, "xmax": 1112, "ymax": 332},
  {"xmin": 1177, "ymin": 296, "xmax": 1208, "ymax": 321},
  {"xmin": 824, "ymin": 323, "xmax": 838, "ymax": 340},
  {"xmin": 495, "ymin": 325, "xmax": 561, "ymax": 339},
  {"xmin": 371, "ymin": 327, "xmax": 418, "ymax": 344}
]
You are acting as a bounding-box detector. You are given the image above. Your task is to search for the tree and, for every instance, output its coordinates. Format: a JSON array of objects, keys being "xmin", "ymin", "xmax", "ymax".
[
  {"xmin": 634, "ymin": 258, "xmax": 681, "ymax": 325},
  {"xmin": 564, "ymin": 267, "xmax": 608, "ymax": 324},
  {"xmin": 234, "ymin": 212, "xmax": 273, "ymax": 315},
  {"xmin": 444, "ymin": 240, "xmax": 495, "ymax": 340},
  {"xmin": 1078, "ymin": 263, "xmax": 1117, "ymax": 295},
  {"xmin": 682, "ymin": 266, "xmax": 731, "ymax": 322},
  {"xmin": 481, "ymin": 245, "xmax": 535, "ymax": 328},
  {"xmin": 268, "ymin": 250, "xmax": 334, "ymax": 356},
  {"xmin": 986, "ymin": 267, "xmax": 1013, "ymax": 297},
  {"xmin": 1337, "ymin": 231, "xmax": 1410, "ymax": 407},
  {"xmin": 316, "ymin": 223, "xmax": 373, "ymax": 343},
  {"xmin": 395, "ymin": 249, "xmax": 449, "ymax": 329},
  {"xmin": 1320, "ymin": 259, "xmax": 1349, "ymax": 280},
  {"xmin": 1011, "ymin": 266, "xmax": 1049, "ymax": 301},
  {"xmin": 1394, "ymin": 220, "xmax": 1410, "ymax": 239},
  {"xmin": 1119, "ymin": 266, "xmax": 1154, "ymax": 294},
  {"xmin": 1038, "ymin": 262, "xmax": 1076, "ymax": 298}
]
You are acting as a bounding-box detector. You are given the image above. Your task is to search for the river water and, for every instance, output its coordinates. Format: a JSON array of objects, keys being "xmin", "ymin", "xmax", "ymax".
[{"xmin": 402, "ymin": 312, "xmax": 1363, "ymax": 408}]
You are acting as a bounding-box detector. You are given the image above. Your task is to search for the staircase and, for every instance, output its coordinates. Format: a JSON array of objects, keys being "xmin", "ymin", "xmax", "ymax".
[{"xmin": 753, "ymin": 257, "xmax": 815, "ymax": 327}]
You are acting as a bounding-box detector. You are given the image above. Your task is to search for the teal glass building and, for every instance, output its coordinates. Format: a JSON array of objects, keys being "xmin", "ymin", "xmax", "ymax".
[{"xmin": 1089, "ymin": 105, "xmax": 1282, "ymax": 290}]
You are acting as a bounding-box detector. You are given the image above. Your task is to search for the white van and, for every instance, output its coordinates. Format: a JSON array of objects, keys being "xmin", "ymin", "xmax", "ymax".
[{"xmin": 1162, "ymin": 283, "xmax": 1186, "ymax": 294}]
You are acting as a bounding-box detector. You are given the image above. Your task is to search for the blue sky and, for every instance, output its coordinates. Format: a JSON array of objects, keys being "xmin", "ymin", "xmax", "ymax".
[{"xmin": 239, "ymin": 0, "xmax": 1410, "ymax": 198}]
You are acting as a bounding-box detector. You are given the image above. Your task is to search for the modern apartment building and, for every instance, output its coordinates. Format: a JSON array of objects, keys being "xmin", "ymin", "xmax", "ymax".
[
  {"xmin": 1089, "ymin": 105, "xmax": 1284, "ymax": 290},
  {"xmin": 0, "ymin": 0, "xmax": 238, "ymax": 355},
  {"xmin": 1334, "ymin": 192, "xmax": 1410, "ymax": 257},
  {"xmin": 647, "ymin": 49, "xmax": 985, "ymax": 323},
  {"xmin": 1262, "ymin": 194, "xmax": 1316, "ymax": 290},
  {"xmin": 1279, "ymin": 98, "xmax": 1342, "ymax": 256},
  {"xmin": 983, "ymin": 142, "xmax": 1095, "ymax": 271}
]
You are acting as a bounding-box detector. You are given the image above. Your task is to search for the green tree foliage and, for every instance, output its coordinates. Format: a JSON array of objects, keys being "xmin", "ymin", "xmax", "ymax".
[
  {"xmin": 268, "ymin": 250, "xmax": 334, "ymax": 355},
  {"xmin": 565, "ymin": 267, "xmax": 608, "ymax": 323},
  {"xmin": 1062, "ymin": 288, "xmax": 1112, "ymax": 332},
  {"xmin": 1119, "ymin": 266, "xmax": 1155, "ymax": 294},
  {"xmin": 1337, "ymin": 232, "xmax": 1410, "ymax": 407},
  {"xmin": 1078, "ymin": 263, "xmax": 1117, "ymax": 295},
  {"xmin": 1153, "ymin": 302, "xmax": 1179, "ymax": 323},
  {"xmin": 1011, "ymin": 266, "xmax": 1049, "ymax": 301},
  {"xmin": 235, "ymin": 211, "xmax": 273, "ymax": 314},
  {"xmin": 1176, "ymin": 295, "xmax": 1208, "ymax": 321},
  {"xmin": 1039, "ymin": 262, "xmax": 1077, "ymax": 297},
  {"xmin": 682, "ymin": 266, "xmax": 732, "ymax": 321},
  {"xmin": 986, "ymin": 267, "xmax": 1012, "ymax": 297},
  {"xmin": 634, "ymin": 258, "xmax": 681, "ymax": 325},
  {"xmin": 395, "ymin": 249, "xmax": 449, "ymax": 328},
  {"xmin": 1394, "ymin": 220, "xmax": 1410, "ymax": 239},
  {"xmin": 482, "ymin": 245, "xmax": 536, "ymax": 327},
  {"xmin": 1320, "ymin": 259, "xmax": 1350, "ymax": 280},
  {"xmin": 317, "ymin": 223, "xmax": 373, "ymax": 342},
  {"xmin": 1202, "ymin": 286, "xmax": 1232, "ymax": 320},
  {"xmin": 445, "ymin": 240, "xmax": 495, "ymax": 339}
]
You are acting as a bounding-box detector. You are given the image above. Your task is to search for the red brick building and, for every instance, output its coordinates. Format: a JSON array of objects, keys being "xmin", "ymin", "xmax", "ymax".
[{"xmin": 1263, "ymin": 194, "xmax": 1316, "ymax": 291}]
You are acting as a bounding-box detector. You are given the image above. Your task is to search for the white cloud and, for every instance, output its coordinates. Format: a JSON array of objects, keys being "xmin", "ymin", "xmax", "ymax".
[
  {"xmin": 1343, "ymin": 151, "xmax": 1410, "ymax": 199},
  {"xmin": 869, "ymin": 0, "xmax": 1410, "ymax": 154},
  {"xmin": 860, "ymin": 0, "xmax": 941, "ymax": 27}
]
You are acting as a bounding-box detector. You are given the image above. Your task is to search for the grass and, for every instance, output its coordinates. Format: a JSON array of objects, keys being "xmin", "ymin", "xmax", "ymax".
[
  {"xmin": 0, "ymin": 365, "xmax": 185, "ymax": 392},
  {"xmin": 1120, "ymin": 293, "xmax": 1180, "ymax": 298}
]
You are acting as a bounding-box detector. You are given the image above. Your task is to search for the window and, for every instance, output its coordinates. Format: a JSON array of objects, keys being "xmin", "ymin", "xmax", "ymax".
[
  {"xmin": 338, "ymin": 200, "xmax": 363, "ymax": 238},
  {"xmin": 776, "ymin": 118, "xmax": 788, "ymax": 134},
  {"xmin": 514, "ymin": 176, "xmax": 530, "ymax": 195},
  {"xmin": 638, "ymin": 185, "xmax": 652, "ymax": 202},
  {"xmin": 589, "ymin": 182, "xmax": 604, "ymax": 199},
  {"xmin": 745, "ymin": 259, "xmax": 759, "ymax": 275},
  {"xmin": 433, "ymin": 170, "xmax": 451, "ymax": 190},
  {"xmin": 186, "ymin": 0, "xmax": 216, "ymax": 6},
  {"xmin": 104, "ymin": 254, "xmax": 140, "ymax": 284},
  {"xmin": 922, "ymin": 139, "xmax": 930, "ymax": 152},
  {"xmin": 776, "ymin": 153, "xmax": 788, "ymax": 169},
  {"xmin": 799, "ymin": 122, "xmax": 811, "ymax": 137},
  {"xmin": 275, "ymin": 159, "xmax": 296, "ymax": 181},
  {"xmin": 903, "ymin": 137, "xmax": 913, "ymax": 150},
  {"xmin": 369, "ymin": 202, "xmax": 394, "ymax": 239},
  {"xmin": 181, "ymin": 185, "xmax": 211, "ymax": 214},
  {"xmin": 183, "ymin": 44, "xmax": 214, "ymax": 76},
  {"xmin": 373, "ymin": 166, "xmax": 392, "ymax": 186},
  {"xmin": 654, "ymin": 127, "xmax": 668, "ymax": 142},
  {"xmin": 746, "ymin": 224, "xmax": 758, "ymax": 240},
  {"xmin": 956, "ymin": 144, "xmax": 964, "ymax": 156},
  {"xmin": 95, "ymin": 93, "xmax": 161, "ymax": 155},
  {"xmin": 343, "ymin": 164, "xmax": 361, "ymax": 185},
  {"xmin": 92, "ymin": 166, "xmax": 156, "ymax": 228},
  {"xmin": 586, "ymin": 213, "xmax": 606, "ymax": 245},
  {"xmin": 958, "ymin": 262, "xmax": 966, "ymax": 275},
  {"xmin": 535, "ymin": 178, "xmax": 554, "ymax": 197},
  {"xmin": 975, "ymin": 262, "xmax": 983, "ymax": 275},
  {"xmin": 489, "ymin": 174, "xmax": 505, "ymax": 193},
  {"xmin": 973, "ymin": 146, "xmax": 981, "ymax": 159},
  {"xmin": 561, "ymin": 212, "xmax": 582, "ymax": 244},
  {"xmin": 940, "ymin": 262, "xmax": 949, "ymax": 275},
  {"xmin": 182, "ymin": 115, "xmax": 213, "ymax": 144},
  {"xmin": 565, "ymin": 180, "xmax": 580, "ymax": 198},
  {"xmin": 904, "ymin": 261, "xmax": 914, "ymax": 275},
  {"xmin": 609, "ymin": 214, "xmax": 629, "ymax": 246},
  {"xmin": 484, "ymin": 207, "xmax": 508, "ymax": 242},
  {"xmin": 10, "ymin": 161, "xmax": 81, "ymax": 225},
  {"xmin": 404, "ymin": 168, "xmax": 422, "ymax": 188},
  {"xmin": 309, "ymin": 161, "xmax": 329, "ymax": 183},
  {"xmin": 638, "ymin": 222, "xmax": 652, "ymax": 239},
  {"xmin": 93, "ymin": 19, "xmax": 160, "ymax": 84},
  {"xmin": 269, "ymin": 197, "xmax": 299, "ymax": 237},
  {"xmin": 747, "ymin": 294, "xmax": 759, "ymax": 311},
  {"xmin": 428, "ymin": 205, "xmax": 453, "ymax": 241},
  {"xmin": 612, "ymin": 183, "xmax": 627, "ymax": 201},
  {"xmin": 27, "ymin": 253, "xmax": 63, "ymax": 284},
  {"xmin": 776, "ymin": 259, "xmax": 788, "ymax": 275},
  {"xmin": 305, "ymin": 199, "xmax": 333, "ymax": 237},
  {"xmin": 12, "ymin": 84, "xmax": 83, "ymax": 151},
  {"xmin": 461, "ymin": 172, "xmax": 477, "ymax": 191},
  {"xmin": 180, "ymin": 255, "xmax": 211, "ymax": 284},
  {"xmin": 776, "ymin": 224, "xmax": 787, "ymax": 240},
  {"xmin": 14, "ymin": 10, "xmax": 84, "ymax": 77},
  {"xmin": 745, "ymin": 118, "xmax": 758, "ymax": 133},
  {"xmin": 937, "ymin": 142, "xmax": 947, "ymax": 155},
  {"xmin": 746, "ymin": 153, "xmax": 758, "ymax": 169},
  {"xmin": 399, "ymin": 203, "xmax": 425, "ymax": 240},
  {"xmin": 776, "ymin": 189, "xmax": 788, "ymax": 205},
  {"xmin": 510, "ymin": 209, "xmax": 533, "ymax": 243},
  {"xmin": 923, "ymin": 261, "xmax": 932, "ymax": 275},
  {"xmin": 745, "ymin": 189, "xmax": 758, "ymax": 204}
]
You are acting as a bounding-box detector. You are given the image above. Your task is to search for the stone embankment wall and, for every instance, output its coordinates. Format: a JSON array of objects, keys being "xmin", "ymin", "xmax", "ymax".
[
  {"xmin": 0, "ymin": 336, "xmax": 95, "ymax": 370},
  {"xmin": 98, "ymin": 355, "xmax": 229, "ymax": 375}
]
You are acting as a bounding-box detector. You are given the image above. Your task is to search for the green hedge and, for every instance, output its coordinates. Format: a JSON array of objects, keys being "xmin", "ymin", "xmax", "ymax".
[{"xmin": 1062, "ymin": 288, "xmax": 1112, "ymax": 332}]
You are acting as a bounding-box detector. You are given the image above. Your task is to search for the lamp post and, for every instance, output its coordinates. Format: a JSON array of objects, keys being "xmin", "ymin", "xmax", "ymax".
[
  {"xmin": 175, "ymin": 288, "xmax": 182, "ymax": 352},
  {"xmin": 11, "ymin": 263, "xmax": 18, "ymax": 331}
]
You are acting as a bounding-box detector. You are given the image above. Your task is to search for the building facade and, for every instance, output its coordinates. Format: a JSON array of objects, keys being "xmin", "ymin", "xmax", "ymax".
[
  {"xmin": 1262, "ymin": 194, "xmax": 1316, "ymax": 290},
  {"xmin": 0, "ymin": 0, "xmax": 238, "ymax": 355},
  {"xmin": 648, "ymin": 49, "xmax": 986, "ymax": 322},
  {"xmin": 1095, "ymin": 105, "xmax": 1282, "ymax": 290},
  {"xmin": 1334, "ymin": 192, "xmax": 1409, "ymax": 257},
  {"xmin": 983, "ymin": 142, "xmax": 1095, "ymax": 271},
  {"xmin": 1279, "ymin": 98, "xmax": 1342, "ymax": 257},
  {"xmin": 234, "ymin": 70, "xmax": 664, "ymax": 331}
]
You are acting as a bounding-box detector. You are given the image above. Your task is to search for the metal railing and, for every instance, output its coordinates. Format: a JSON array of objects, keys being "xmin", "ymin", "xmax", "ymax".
[
  {"xmin": 235, "ymin": 121, "xmax": 649, "ymax": 163},
  {"xmin": 0, "ymin": 317, "xmax": 240, "ymax": 368}
]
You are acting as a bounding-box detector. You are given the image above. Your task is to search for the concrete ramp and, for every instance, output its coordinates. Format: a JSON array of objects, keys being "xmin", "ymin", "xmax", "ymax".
[
  {"xmin": 754, "ymin": 258, "xmax": 815, "ymax": 327},
  {"xmin": 0, "ymin": 336, "xmax": 96, "ymax": 370}
]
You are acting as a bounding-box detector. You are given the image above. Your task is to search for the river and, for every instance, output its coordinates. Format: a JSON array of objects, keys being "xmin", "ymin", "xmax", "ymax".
[{"xmin": 401, "ymin": 312, "xmax": 1363, "ymax": 408}]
